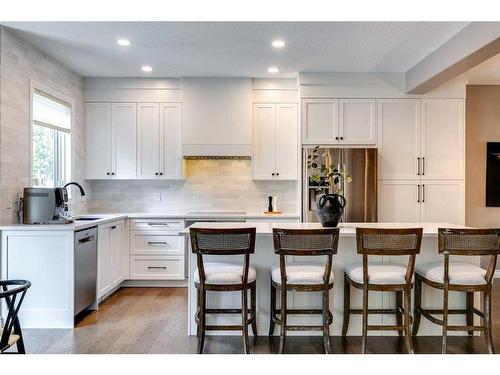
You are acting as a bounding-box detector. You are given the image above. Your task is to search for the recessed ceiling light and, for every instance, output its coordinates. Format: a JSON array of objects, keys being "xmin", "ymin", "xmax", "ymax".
[
  {"xmin": 141, "ymin": 66, "xmax": 153, "ymax": 73},
  {"xmin": 268, "ymin": 66, "xmax": 279, "ymax": 74},
  {"xmin": 117, "ymin": 38, "xmax": 130, "ymax": 46},
  {"xmin": 272, "ymin": 39, "xmax": 286, "ymax": 49}
]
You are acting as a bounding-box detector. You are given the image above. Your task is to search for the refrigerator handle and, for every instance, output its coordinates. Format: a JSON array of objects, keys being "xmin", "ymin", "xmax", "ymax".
[
  {"xmin": 417, "ymin": 184, "xmax": 421, "ymax": 203},
  {"xmin": 417, "ymin": 157, "xmax": 420, "ymax": 176}
]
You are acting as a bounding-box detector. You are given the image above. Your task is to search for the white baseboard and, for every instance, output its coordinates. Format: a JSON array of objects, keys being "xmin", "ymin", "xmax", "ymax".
[{"xmin": 494, "ymin": 270, "xmax": 500, "ymax": 279}]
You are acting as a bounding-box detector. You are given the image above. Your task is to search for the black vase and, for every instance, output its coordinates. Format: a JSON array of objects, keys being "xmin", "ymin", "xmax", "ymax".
[{"xmin": 315, "ymin": 193, "xmax": 346, "ymax": 227}]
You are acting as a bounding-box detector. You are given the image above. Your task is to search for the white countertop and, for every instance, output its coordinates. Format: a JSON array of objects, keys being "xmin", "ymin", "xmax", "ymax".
[
  {"xmin": 0, "ymin": 212, "xmax": 300, "ymax": 231},
  {"xmin": 180, "ymin": 222, "xmax": 470, "ymax": 236}
]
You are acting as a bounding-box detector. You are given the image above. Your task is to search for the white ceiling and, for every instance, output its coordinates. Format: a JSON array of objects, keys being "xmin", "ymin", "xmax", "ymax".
[{"xmin": 1, "ymin": 22, "xmax": 469, "ymax": 78}]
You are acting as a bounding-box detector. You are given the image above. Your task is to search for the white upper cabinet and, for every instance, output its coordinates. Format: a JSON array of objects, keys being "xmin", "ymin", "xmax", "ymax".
[
  {"xmin": 112, "ymin": 103, "xmax": 137, "ymax": 179},
  {"xmin": 137, "ymin": 103, "xmax": 161, "ymax": 179},
  {"xmin": 86, "ymin": 103, "xmax": 111, "ymax": 179},
  {"xmin": 253, "ymin": 104, "xmax": 276, "ymax": 179},
  {"xmin": 338, "ymin": 99, "xmax": 376, "ymax": 144},
  {"xmin": 275, "ymin": 103, "xmax": 298, "ymax": 180},
  {"xmin": 378, "ymin": 99, "xmax": 420, "ymax": 179},
  {"xmin": 253, "ymin": 103, "xmax": 298, "ymax": 180},
  {"xmin": 160, "ymin": 103, "xmax": 182, "ymax": 180},
  {"xmin": 302, "ymin": 99, "xmax": 338, "ymax": 145},
  {"xmin": 302, "ymin": 99, "xmax": 376, "ymax": 145},
  {"xmin": 420, "ymin": 99, "xmax": 464, "ymax": 179},
  {"xmin": 137, "ymin": 102, "xmax": 182, "ymax": 180}
]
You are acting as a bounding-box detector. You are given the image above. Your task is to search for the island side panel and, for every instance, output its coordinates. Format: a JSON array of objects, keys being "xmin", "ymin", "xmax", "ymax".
[{"xmin": 1, "ymin": 230, "xmax": 75, "ymax": 328}]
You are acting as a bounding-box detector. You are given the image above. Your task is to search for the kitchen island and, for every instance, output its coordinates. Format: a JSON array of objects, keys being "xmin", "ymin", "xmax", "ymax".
[{"xmin": 181, "ymin": 222, "xmax": 478, "ymax": 336}]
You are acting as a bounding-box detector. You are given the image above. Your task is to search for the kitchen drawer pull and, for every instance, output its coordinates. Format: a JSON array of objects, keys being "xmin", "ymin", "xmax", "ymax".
[
  {"xmin": 147, "ymin": 241, "xmax": 168, "ymax": 246},
  {"xmin": 147, "ymin": 223, "xmax": 169, "ymax": 227},
  {"xmin": 147, "ymin": 266, "xmax": 167, "ymax": 270},
  {"xmin": 78, "ymin": 236, "xmax": 95, "ymax": 244}
]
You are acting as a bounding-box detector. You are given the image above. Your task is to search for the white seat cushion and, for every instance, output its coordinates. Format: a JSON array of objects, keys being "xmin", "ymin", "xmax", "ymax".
[
  {"xmin": 0, "ymin": 328, "xmax": 20, "ymax": 348},
  {"xmin": 345, "ymin": 262, "xmax": 407, "ymax": 285},
  {"xmin": 194, "ymin": 262, "xmax": 256, "ymax": 285},
  {"xmin": 416, "ymin": 262, "xmax": 487, "ymax": 285},
  {"xmin": 271, "ymin": 263, "xmax": 334, "ymax": 285}
]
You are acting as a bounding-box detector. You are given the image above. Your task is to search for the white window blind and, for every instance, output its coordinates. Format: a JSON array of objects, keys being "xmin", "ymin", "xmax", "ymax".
[{"xmin": 33, "ymin": 90, "xmax": 71, "ymax": 132}]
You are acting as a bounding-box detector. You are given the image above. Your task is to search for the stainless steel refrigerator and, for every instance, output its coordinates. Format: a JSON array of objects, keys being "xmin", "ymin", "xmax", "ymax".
[{"xmin": 302, "ymin": 147, "xmax": 378, "ymax": 223}]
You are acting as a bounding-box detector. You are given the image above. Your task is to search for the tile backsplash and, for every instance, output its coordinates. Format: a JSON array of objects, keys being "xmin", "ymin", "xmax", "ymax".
[{"xmin": 84, "ymin": 160, "xmax": 299, "ymax": 214}]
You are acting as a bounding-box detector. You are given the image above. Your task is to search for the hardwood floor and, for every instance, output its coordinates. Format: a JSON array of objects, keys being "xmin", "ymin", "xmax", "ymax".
[{"xmin": 16, "ymin": 281, "xmax": 500, "ymax": 354}]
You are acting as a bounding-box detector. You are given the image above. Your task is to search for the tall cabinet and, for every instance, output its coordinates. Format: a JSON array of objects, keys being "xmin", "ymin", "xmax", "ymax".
[{"xmin": 378, "ymin": 98, "xmax": 464, "ymax": 224}]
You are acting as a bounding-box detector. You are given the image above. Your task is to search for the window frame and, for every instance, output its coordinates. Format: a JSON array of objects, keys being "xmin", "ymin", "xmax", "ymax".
[{"xmin": 29, "ymin": 79, "xmax": 75, "ymax": 188}]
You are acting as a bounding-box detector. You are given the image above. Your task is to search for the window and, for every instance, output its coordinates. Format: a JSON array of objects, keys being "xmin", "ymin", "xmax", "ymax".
[{"xmin": 32, "ymin": 89, "xmax": 71, "ymax": 187}]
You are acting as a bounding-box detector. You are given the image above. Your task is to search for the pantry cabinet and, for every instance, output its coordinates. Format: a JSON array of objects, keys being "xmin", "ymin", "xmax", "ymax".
[
  {"xmin": 253, "ymin": 103, "xmax": 298, "ymax": 180},
  {"xmin": 97, "ymin": 220, "xmax": 126, "ymax": 299},
  {"xmin": 378, "ymin": 180, "xmax": 464, "ymax": 224},
  {"xmin": 137, "ymin": 103, "xmax": 182, "ymax": 179},
  {"xmin": 86, "ymin": 103, "xmax": 137, "ymax": 179},
  {"xmin": 301, "ymin": 99, "xmax": 376, "ymax": 145}
]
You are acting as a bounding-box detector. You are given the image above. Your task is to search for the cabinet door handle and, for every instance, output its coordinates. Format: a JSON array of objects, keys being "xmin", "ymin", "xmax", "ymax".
[
  {"xmin": 417, "ymin": 157, "xmax": 420, "ymax": 176},
  {"xmin": 107, "ymin": 172, "xmax": 110, "ymax": 176},
  {"xmin": 276, "ymin": 172, "xmax": 280, "ymax": 176},
  {"xmin": 78, "ymin": 236, "xmax": 95, "ymax": 244},
  {"xmin": 272, "ymin": 173, "xmax": 275, "ymax": 176},
  {"xmin": 110, "ymin": 225, "xmax": 116, "ymax": 230},
  {"xmin": 417, "ymin": 184, "xmax": 421, "ymax": 203},
  {"xmin": 148, "ymin": 266, "xmax": 167, "ymax": 270},
  {"xmin": 340, "ymin": 137, "xmax": 344, "ymax": 141},
  {"xmin": 159, "ymin": 172, "xmax": 163, "ymax": 176},
  {"xmin": 148, "ymin": 223, "xmax": 168, "ymax": 227},
  {"xmin": 422, "ymin": 184, "xmax": 425, "ymax": 203},
  {"xmin": 422, "ymin": 157, "xmax": 425, "ymax": 176},
  {"xmin": 147, "ymin": 241, "xmax": 168, "ymax": 246}
]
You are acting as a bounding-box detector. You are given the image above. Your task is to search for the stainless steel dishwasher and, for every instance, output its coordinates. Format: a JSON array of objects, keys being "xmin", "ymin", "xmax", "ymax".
[{"xmin": 74, "ymin": 227, "xmax": 97, "ymax": 315}]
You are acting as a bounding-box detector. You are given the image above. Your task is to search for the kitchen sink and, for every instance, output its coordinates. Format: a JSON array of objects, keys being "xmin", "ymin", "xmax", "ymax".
[{"xmin": 74, "ymin": 217, "xmax": 102, "ymax": 221}]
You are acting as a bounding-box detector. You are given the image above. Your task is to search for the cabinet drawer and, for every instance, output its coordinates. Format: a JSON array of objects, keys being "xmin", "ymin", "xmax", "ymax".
[
  {"xmin": 130, "ymin": 233, "xmax": 182, "ymax": 255},
  {"xmin": 131, "ymin": 219, "xmax": 184, "ymax": 231},
  {"xmin": 129, "ymin": 256, "xmax": 184, "ymax": 280}
]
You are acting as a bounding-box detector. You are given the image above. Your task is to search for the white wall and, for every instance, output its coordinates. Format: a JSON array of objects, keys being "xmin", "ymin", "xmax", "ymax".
[
  {"xmin": 0, "ymin": 27, "xmax": 85, "ymax": 224},
  {"xmin": 85, "ymin": 159, "xmax": 298, "ymax": 214}
]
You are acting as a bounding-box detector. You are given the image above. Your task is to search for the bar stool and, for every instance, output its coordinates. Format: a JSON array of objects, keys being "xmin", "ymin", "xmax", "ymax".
[
  {"xmin": 269, "ymin": 228, "xmax": 339, "ymax": 354},
  {"xmin": 413, "ymin": 228, "xmax": 500, "ymax": 354},
  {"xmin": 1, "ymin": 279, "xmax": 31, "ymax": 354},
  {"xmin": 190, "ymin": 227, "xmax": 257, "ymax": 354},
  {"xmin": 342, "ymin": 228, "xmax": 423, "ymax": 354}
]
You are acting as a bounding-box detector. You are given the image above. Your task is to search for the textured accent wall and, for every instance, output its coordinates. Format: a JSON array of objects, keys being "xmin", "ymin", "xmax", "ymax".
[
  {"xmin": 465, "ymin": 85, "xmax": 500, "ymax": 228},
  {"xmin": 85, "ymin": 160, "xmax": 299, "ymax": 214},
  {"xmin": 0, "ymin": 28, "xmax": 85, "ymax": 224}
]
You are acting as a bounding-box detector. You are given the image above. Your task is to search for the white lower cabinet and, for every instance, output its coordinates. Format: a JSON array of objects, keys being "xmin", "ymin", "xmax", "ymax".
[
  {"xmin": 129, "ymin": 218, "xmax": 185, "ymax": 280},
  {"xmin": 97, "ymin": 220, "xmax": 126, "ymax": 299},
  {"xmin": 378, "ymin": 179, "xmax": 464, "ymax": 224},
  {"xmin": 130, "ymin": 256, "xmax": 184, "ymax": 280}
]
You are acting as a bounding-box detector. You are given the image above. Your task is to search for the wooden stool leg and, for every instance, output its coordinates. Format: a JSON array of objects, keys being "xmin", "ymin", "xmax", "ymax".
[
  {"xmin": 441, "ymin": 288, "xmax": 449, "ymax": 354},
  {"xmin": 412, "ymin": 276, "xmax": 422, "ymax": 336},
  {"xmin": 342, "ymin": 274, "xmax": 350, "ymax": 337},
  {"xmin": 395, "ymin": 291, "xmax": 403, "ymax": 337},
  {"xmin": 322, "ymin": 289, "xmax": 331, "ymax": 354},
  {"xmin": 197, "ymin": 289, "xmax": 206, "ymax": 354},
  {"xmin": 361, "ymin": 288, "xmax": 369, "ymax": 354},
  {"xmin": 403, "ymin": 289, "xmax": 414, "ymax": 354},
  {"xmin": 242, "ymin": 287, "xmax": 250, "ymax": 354},
  {"xmin": 466, "ymin": 291, "xmax": 474, "ymax": 337},
  {"xmin": 196, "ymin": 288, "xmax": 201, "ymax": 337},
  {"xmin": 279, "ymin": 287, "xmax": 287, "ymax": 354},
  {"xmin": 484, "ymin": 288, "xmax": 495, "ymax": 354},
  {"xmin": 250, "ymin": 283, "xmax": 258, "ymax": 336},
  {"xmin": 269, "ymin": 283, "xmax": 276, "ymax": 336}
]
